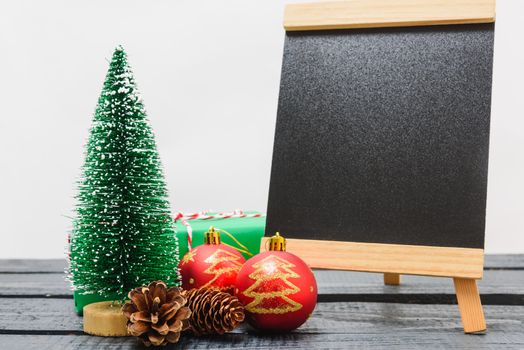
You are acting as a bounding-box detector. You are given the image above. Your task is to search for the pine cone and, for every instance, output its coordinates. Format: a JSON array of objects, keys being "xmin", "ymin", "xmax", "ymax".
[
  {"xmin": 122, "ymin": 281, "xmax": 191, "ymax": 347},
  {"xmin": 183, "ymin": 287, "xmax": 245, "ymax": 336}
]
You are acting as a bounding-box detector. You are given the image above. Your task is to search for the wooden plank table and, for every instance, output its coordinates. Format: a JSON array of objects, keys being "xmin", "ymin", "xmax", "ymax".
[{"xmin": 0, "ymin": 256, "xmax": 522, "ymax": 349}]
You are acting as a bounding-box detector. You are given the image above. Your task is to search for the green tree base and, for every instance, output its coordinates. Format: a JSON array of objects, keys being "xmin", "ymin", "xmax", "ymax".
[{"xmin": 73, "ymin": 291, "xmax": 122, "ymax": 315}]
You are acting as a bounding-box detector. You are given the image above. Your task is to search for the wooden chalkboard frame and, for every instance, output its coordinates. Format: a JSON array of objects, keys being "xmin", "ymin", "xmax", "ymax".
[{"xmin": 264, "ymin": 0, "xmax": 496, "ymax": 334}]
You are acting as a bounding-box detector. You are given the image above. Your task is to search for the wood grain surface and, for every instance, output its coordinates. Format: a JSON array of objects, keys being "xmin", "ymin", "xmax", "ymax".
[
  {"xmin": 261, "ymin": 238, "xmax": 484, "ymax": 278},
  {"xmin": 0, "ymin": 257, "xmax": 522, "ymax": 349},
  {"xmin": 284, "ymin": 0, "xmax": 496, "ymax": 31}
]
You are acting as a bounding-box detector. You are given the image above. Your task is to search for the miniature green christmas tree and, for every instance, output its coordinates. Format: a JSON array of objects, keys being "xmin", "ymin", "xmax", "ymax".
[{"xmin": 69, "ymin": 46, "xmax": 179, "ymax": 308}]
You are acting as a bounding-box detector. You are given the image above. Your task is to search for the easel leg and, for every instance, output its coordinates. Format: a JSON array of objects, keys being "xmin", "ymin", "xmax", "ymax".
[
  {"xmin": 384, "ymin": 273, "xmax": 400, "ymax": 285},
  {"xmin": 453, "ymin": 278, "xmax": 486, "ymax": 333}
]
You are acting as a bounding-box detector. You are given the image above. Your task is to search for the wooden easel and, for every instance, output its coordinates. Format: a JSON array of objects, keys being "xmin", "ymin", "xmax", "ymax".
[{"xmin": 265, "ymin": 0, "xmax": 495, "ymax": 333}]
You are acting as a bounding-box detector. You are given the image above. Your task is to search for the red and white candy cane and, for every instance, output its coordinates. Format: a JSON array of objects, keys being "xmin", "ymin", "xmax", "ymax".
[{"xmin": 173, "ymin": 210, "xmax": 264, "ymax": 250}]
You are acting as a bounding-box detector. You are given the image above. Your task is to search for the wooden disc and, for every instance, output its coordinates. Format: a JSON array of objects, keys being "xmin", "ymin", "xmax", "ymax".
[{"xmin": 83, "ymin": 301, "xmax": 129, "ymax": 337}]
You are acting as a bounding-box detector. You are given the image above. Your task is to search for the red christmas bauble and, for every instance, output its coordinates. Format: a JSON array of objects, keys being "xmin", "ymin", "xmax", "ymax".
[
  {"xmin": 179, "ymin": 227, "xmax": 246, "ymax": 291},
  {"xmin": 235, "ymin": 233, "xmax": 317, "ymax": 332}
]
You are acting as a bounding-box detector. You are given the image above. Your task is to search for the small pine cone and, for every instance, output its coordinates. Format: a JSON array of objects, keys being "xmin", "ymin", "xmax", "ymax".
[
  {"xmin": 183, "ymin": 287, "xmax": 245, "ymax": 336},
  {"xmin": 122, "ymin": 281, "xmax": 191, "ymax": 347}
]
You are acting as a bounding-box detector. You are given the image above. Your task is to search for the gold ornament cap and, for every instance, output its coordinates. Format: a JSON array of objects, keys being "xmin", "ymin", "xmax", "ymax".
[
  {"xmin": 204, "ymin": 226, "xmax": 221, "ymax": 245},
  {"xmin": 268, "ymin": 232, "xmax": 286, "ymax": 252}
]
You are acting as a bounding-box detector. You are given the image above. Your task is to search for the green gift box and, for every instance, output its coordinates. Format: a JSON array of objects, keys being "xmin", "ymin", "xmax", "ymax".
[
  {"xmin": 175, "ymin": 211, "xmax": 266, "ymax": 260},
  {"xmin": 73, "ymin": 211, "xmax": 265, "ymax": 315}
]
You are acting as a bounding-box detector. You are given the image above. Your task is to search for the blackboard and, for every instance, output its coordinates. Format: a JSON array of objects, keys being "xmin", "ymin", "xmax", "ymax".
[{"xmin": 266, "ymin": 23, "xmax": 495, "ymax": 249}]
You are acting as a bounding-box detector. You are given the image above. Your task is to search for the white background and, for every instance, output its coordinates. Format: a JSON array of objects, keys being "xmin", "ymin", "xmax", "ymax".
[{"xmin": 0, "ymin": 0, "xmax": 522, "ymax": 258}]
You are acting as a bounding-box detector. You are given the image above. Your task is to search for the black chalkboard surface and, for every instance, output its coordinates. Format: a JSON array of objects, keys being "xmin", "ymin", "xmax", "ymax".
[{"xmin": 266, "ymin": 23, "xmax": 495, "ymax": 249}]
